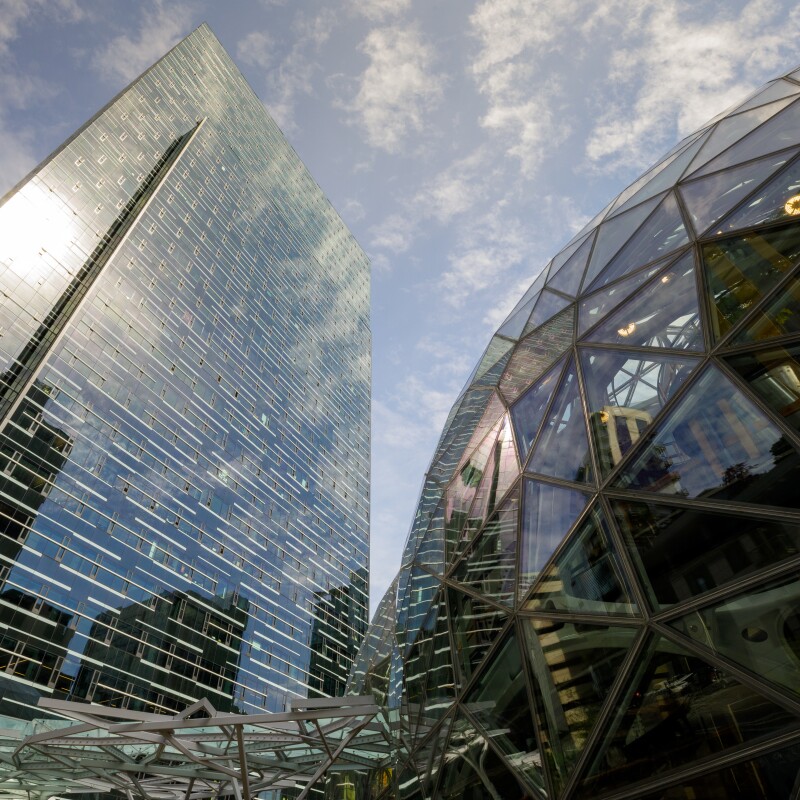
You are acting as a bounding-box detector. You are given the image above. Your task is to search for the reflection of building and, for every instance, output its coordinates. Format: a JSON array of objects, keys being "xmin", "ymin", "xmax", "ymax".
[
  {"xmin": 351, "ymin": 67, "xmax": 800, "ymax": 799},
  {"xmin": 0, "ymin": 23, "xmax": 369, "ymax": 729}
]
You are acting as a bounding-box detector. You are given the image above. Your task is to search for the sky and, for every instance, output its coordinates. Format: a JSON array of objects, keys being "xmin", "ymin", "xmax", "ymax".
[{"xmin": 1, "ymin": 0, "xmax": 799, "ymax": 614}]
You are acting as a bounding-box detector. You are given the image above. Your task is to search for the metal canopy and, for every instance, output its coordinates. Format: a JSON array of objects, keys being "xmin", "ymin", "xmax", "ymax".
[{"xmin": 0, "ymin": 696, "xmax": 389, "ymax": 799}]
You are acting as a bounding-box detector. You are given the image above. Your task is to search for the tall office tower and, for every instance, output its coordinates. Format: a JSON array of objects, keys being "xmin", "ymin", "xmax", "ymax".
[
  {"xmin": 0, "ymin": 24, "xmax": 370, "ymax": 722},
  {"xmin": 351, "ymin": 66, "xmax": 800, "ymax": 800}
]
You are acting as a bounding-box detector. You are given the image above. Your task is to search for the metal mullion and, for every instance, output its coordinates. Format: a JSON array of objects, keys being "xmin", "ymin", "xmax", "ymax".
[
  {"xmin": 651, "ymin": 554, "xmax": 800, "ymax": 627},
  {"xmin": 718, "ymin": 328, "xmax": 800, "ymax": 356},
  {"xmin": 449, "ymin": 614, "xmax": 515, "ymax": 703},
  {"xmin": 673, "ymin": 171, "xmax": 699, "ymax": 238},
  {"xmin": 576, "ymin": 340, "xmax": 703, "ymax": 358},
  {"xmin": 573, "ymin": 344, "xmax": 603, "ymax": 489},
  {"xmin": 594, "ymin": 355, "xmax": 713, "ymax": 493},
  {"xmin": 591, "ymin": 727, "xmax": 800, "ymax": 800},
  {"xmin": 554, "ymin": 624, "xmax": 650, "ymax": 800},
  {"xmin": 520, "ymin": 469, "xmax": 594, "ymax": 494},
  {"xmin": 514, "ymin": 616, "xmax": 555, "ymax": 800},
  {"xmin": 516, "ymin": 496, "xmax": 597, "ymax": 609},
  {"xmin": 689, "ymin": 95, "xmax": 800, "ymax": 181},
  {"xmin": 546, "ymin": 287, "xmax": 574, "ymax": 303},
  {"xmin": 596, "ymin": 492, "xmax": 652, "ymax": 620},
  {"xmin": 517, "ymin": 609, "xmax": 643, "ymax": 628},
  {"xmin": 651, "ymin": 620, "xmax": 800, "ymax": 717},
  {"xmin": 602, "ymin": 485, "xmax": 800, "ymax": 521},
  {"xmin": 715, "ymin": 351, "xmax": 800, "ymax": 453},
  {"xmin": 578, "ymin": 226, "xmax": 602, "ymax": 295}
]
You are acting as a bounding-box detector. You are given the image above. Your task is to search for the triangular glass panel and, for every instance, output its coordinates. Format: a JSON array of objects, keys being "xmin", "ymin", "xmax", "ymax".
[
  {"xmin": 585, "ymin": 251, "xmax": 703, "ymax": 350},
  {"xmin": 587, "ymin": 192, "xmax": 689, "ymax": 292},
  {"xmin": 522, "ymin": 290, "xmax": 571, "ymax": 336},
  {"xmin": 500, "ymin": 308, "xmax": 574, "ymax": 404},
  {"xmin": 611, "ymin": 135, "xmax": 709, "ymax": 218},
  {"xmin": 679, "ymin": 150, "xmax": 796, "ymax": 236},
  {"xmin": 565, "ymin": 196, "xmax": 617, "ymax": 254},
  {"xmin": 580, "ymin": 347, "xmax": 701, "ymax": 475},
  {"xmin": 547, "ymin": 230, "xmax": 595, "ymax": 296},
  {"xmin": 455, "ymin": 392, "xmax": 505, "ymax": 474},
  {"xmin": 410, "ymin": 715, "xmax": 453, "ymax": 799},
  {"xmin": 734, "ymin": 78, "xmax": 800, "ymax": 114},
  {"xmin": 701, "ymin": 221, "xmax": 800, "ymax": 341},
  {"xmin": 669, "ymin": 571, "xmax": 800, "ymax": 701},
  {"xmin": 451, "ymin": 487, "xmax": 519, "ymax": 606},
  {"xmin": 581, "ymin": 194, "xmax": 663, "ymax": 291},
  {"xmin": 509, "ymin": 354, "xmax": 566, "ymax": 460},
  {"xmin": 636, "ymin": 742, "xmax": 800, "ymax": 800},
  {"xmin": 524, "ymin": 503, "xmax": 638, "ymax": 616},
  {"xmin": 527, "ymin": 358, "xmax": 595, "ymax": 484},
  {"xmin": 691, "ymin": 96, "xmax": 800, "ymax": 178},
  {"xmin": 446, "ymin": 586, "xmax": 510, "ymax": 688},
  {"xmin": 519, "ymin": 477, "xmax": 590, "ymax": 597},
  {"xmin": 730, "ymin": 273, "xmax": 800, "ymax": 344},
  {"xmin": 463, "ymin": 630, "xmax": 547, "ymax": 796},
  {"xmin": 613, "ymin": 363, "xmax": 800, "ymax": 507},
  {"xmin": 465, "ymin": 336, "xmax": 515, "ymax": 390},
  {"xmin": 523, "ymin": 616, "xmax": 640, "ymax": 797},
  {"xmin": 716, "ymin": 152, "xmax": 800, "ymax": 234},
  {"xmin": 431, "ymin": 709, "xmax": 534, "ymax": 800},
  {"xmin": 724, "ymin": 342, "xmax": 800, "ymax": 434},
  {"xmin": 497, "ymin": 270, "xmax": 547, "ymax": 341},
  {"xmin": 460, "ymin": 419, "xmax": 518, "ymax": 545},
  {"xmin": 686, "ymin": 96, "xmax": 798, "ymax": 177},
  {"xmin": 577, "ymin": 256, "xmax": 674, "ymax": 337},
  {"xmin": 415, "ymin": 596, "xmax": 456, "ymax": 739},
  {"xmin": 576, "ymin": 632, "xmax": 800, "ymax": 799},
  {"xmin": 610, "ymin": 497, "xmax": 800, "ymax": 610},
  {"xmin": 445, "ymin": 417, "xmax": 503, "ymax": 559}
]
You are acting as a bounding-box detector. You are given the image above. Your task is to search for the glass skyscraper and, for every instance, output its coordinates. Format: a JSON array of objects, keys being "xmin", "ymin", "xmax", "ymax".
[
  {"xmin": 0, "ymin": 24, "xmax": 370, "ymax": 723},
  {"xmin": 350, "ymin": 66, "xmax": 800, "ymax": 800}
]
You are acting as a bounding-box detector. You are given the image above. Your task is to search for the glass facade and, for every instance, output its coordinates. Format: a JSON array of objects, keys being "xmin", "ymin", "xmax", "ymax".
[
  {"xmin": 350, "ymin": 69, "xmax": 800, "ymax": 799},
  {"xmin": 0, "ymin": 24, "xmax": 370, "ymax": 723}
]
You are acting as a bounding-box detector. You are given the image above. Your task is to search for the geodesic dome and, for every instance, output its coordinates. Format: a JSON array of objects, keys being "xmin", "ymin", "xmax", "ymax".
[{"xmin": 351, "ymin": 66, "xmax": 800, "ymax": 800}]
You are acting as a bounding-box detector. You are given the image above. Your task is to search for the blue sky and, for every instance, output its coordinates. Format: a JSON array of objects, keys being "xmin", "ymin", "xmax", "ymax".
[{"xmin": 1, "ymin": 0, "xmax": 799, "ymax": 613}]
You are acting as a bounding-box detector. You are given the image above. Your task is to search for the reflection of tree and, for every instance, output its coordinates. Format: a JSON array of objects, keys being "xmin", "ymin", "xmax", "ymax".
[{"xmin": 721, "ymin": 461, "xmax": 753, "ymax": 486}]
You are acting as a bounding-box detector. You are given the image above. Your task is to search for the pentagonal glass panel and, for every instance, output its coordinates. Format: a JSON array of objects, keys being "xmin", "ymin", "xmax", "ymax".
[
  {"xmin": 637, "ymin": 742, "xmax": 800, "ymax": 800},
  {"xmin": 447, "ymin": 586, "xmax": 510, "ymax": 688},
  {"xmin": 580, "ymin": 348, "xmax": 700, "ymax": 475},
  {"xmin": 519, "ymin": 478, "xmax": 590, "ymax": 597},
  {"xmin": 578, "ymin": 257, "xmax": 672, "ymax": 337},
  {"xmin": 397, "ymin": 568, "xmax": 440, "ymax": 653},
  {"xmin": 702, "ymin": 222, "xmax": 800, "ymax": 341},
  {"xmin": 431, "ymin": 711, "xmax": 535, "ymax": 800},
  {"xmin": 524, "ymin": 504, "xmax": 638, "ymax": 616},
  {"xmin": 613, "ymin": 364, "xmax": 800, "ymax": 506},
  {"xmin": 463, "ymin": 630, "xmax": 546, "ymax": 796},
  {"xmin": 610, "ymin": 498, "xmax": 800, "ymax": 610},
  {"xmin": 527, "ymin": 359, "xmax": 594, "ymax": 484},
  {"xmin": 414, "ymin": 501, "xmax": 446, "ymax": 574},
  {"xmin": 451, "ymin": 488, "xmax": 518, "ymax": 607},
  {"xmin": 547, "ymin": 231, "xmax": 595, "ymax": 296},
  {"xmin": 522, "ymin": 290, "xmax": 572, "ymax": 337},
  {"xmin": 717, "ymin": 154, "xmax": 800, "ymax": 234},
  {"xmin": 669, "ymin": 572, "xmax": 800, "ymax": 700},
  {"xmin": 500, "ymin": 308, "xmax": 574, "ymax": 403},
  {"xmin": 611, "ymin": 134, "xmax": 709, "ymax": 218},
  {"xmin": 509, "ymin": 355, "xmax": 566, "ymax": 460},
  {"xmin": 461, "ymin": 417, "xmax": 518, "ymax": 544},
  {"xmin": 691, "ymin": 96, "xmax": 800, "ymax": 178},
  {"xmin": 416, "ymin": 596, "xmax": 456, "ymax": 738},
  {"xmin": 445, "ymin": 418, "xmax": 503, "ymax": 556},
  {"xmin": 687, "ymin": 96, "xmax": 798, "ymax": 176},
  {"xmin": 679, "ymin": 151, "xmax": 796, "ymax": 236},
  {"xmin": 730, "ymin": 273, "xmax": 800, "ymax": 343},
  {"xmin": 588, "ymin": 193, "xmax": 689, "ymax": 291},
  {"xmin": 412, "ymin": 715, "xmax": 453, "ymax": 799},
  {"xmin": 724, "ymin": 343, "xmax": 800, "ymax": 433},
  {"xmin": 581, "ymin": 195, "xmax": 663, "ymax": 291},
  {"xmin": 404, "ymin": 599, "xmax": 439, "ymax": 732},
  {"xmin": 524, "ymin": 617, "xmax": 639, "ymax": 797},
  {"xmin": 576, "ymin": 633, "xmax": 800, "ymax": 799},
  {"xmin": 584, "ymin": 251, "xmax": 703, "ymax": 350}
]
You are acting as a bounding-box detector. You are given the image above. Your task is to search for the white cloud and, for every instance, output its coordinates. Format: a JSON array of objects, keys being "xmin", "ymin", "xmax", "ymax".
[
  {"xmin": 90, "ymin": 0, "xmax": 192, "ymax": 84},
  {"xmin": 349, "ymin": 24, "xmax": 445, "ymax": 153},
  {"xmin": 585, "ymin": 0, "xmax": 800, "ymax": 171},
  {"xmin": 351, "ymin": 0, "xmax": 411, "ymax": 22},
  {"xmin": 237, "ymin": 30, "xmax": 274, "ymax": 70},
  {"xmin": 369, "ymin": 213, "xmax": 415, "ymax": 254},
  {"xmin": 413, "ymin": 148, "xmax": 491, "ymax": 223}
]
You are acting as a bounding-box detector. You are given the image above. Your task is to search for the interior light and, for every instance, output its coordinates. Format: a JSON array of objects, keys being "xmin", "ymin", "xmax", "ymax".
[
  {"xmin": 784, "ymin": 194, "xmax": 800, "ymax": 216},
  {"xmin": 617, "ymin": 322, "xmax": 636, "ymax": 337}
]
